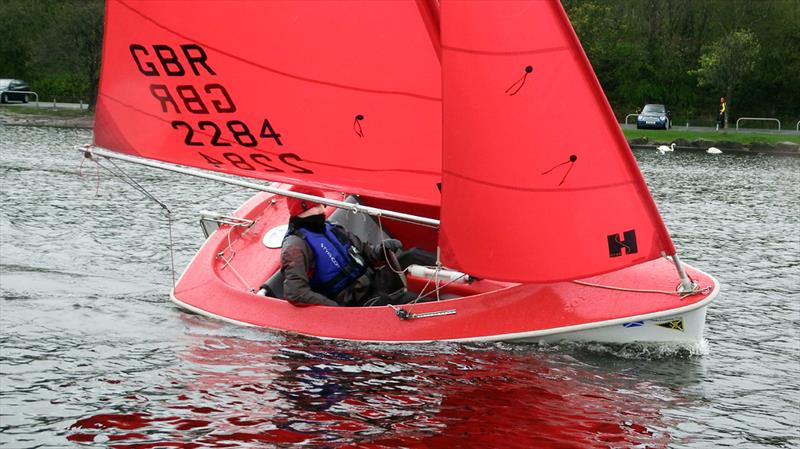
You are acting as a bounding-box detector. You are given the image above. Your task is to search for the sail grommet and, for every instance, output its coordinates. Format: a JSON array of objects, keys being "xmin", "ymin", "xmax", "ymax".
[{"xmin": 353, "ymin": 114, "xmax": 365, "ymax": 137}]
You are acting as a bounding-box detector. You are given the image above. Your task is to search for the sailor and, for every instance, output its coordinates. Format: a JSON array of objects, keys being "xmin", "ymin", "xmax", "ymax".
[{"xmin": 280, "ymin": 185, "xmax": 422, "ymax": 307}]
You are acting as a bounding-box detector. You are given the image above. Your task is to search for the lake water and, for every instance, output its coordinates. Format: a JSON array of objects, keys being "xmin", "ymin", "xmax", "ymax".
[{"xmin": 1, "ymin": 125, "xmax": 798, "ymax": 448}]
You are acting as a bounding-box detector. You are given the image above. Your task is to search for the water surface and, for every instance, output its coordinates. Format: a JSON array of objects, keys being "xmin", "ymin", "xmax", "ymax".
[{"xmin": 1, "ymin": 125, "xmax": 798, "ymax": 448}]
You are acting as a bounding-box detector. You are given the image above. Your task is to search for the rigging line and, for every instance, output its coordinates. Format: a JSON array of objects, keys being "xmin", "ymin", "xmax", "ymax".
[
  {"xmin": 572, "ymin": 280, "xmax": 712, "ymax": 299},
  {"xmin": 376, "ymin": 215, "xmax": 410, "ymax": 277},
  {"xmin": 411, "ymin": 271, "xmax": 467, "ymax": 304},
  {"xmin": 93, "ymin": 164, "xmax": 101, "ymax": 196},
  {"xmin": 90, "ymin": 155, "xmax": 164, "ymax": 210},
  {"xmin": 116, "ymin": 0, "xmax": 441, "ymax": 103},
  {"xmin": 106, "ymin": 158, "xmax": 171, "ymax": 213},
  {"xmin": 217, "ymin": 230, "xmax": 254, "ymax": 292},
  {"xmin": 78, "ymin": 151, "xmax": 88, "ymax": 177},
  {"xmin": 84, "ymin": 150, "xmax": 179, "ymax": 289},
  {"xmin": 167, "ymin": 212, "xmax": 176, "ymax": 288},
  {"xmin": 388, "ymin": 272, "xmax": 466, "ymax": 320},
  {"xmin": 375, "ymin": 215, "xmax": 458, "ymax": 305}
]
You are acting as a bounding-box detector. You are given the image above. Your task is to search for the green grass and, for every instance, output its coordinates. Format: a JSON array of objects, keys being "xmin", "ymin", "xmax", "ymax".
[
  {"xmin": 622, "ymin": 128, "xmax": 800, "ymax": 144},
  {"xmin": 0, "ymin": 105, "xmax": 92, "ymax": 118}
]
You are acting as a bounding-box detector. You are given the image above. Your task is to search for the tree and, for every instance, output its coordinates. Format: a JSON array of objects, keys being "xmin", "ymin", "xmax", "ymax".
[
  {"xmin": 30, "ymin": 0, "xmax": 104, "ymax": 109},
  {"xmin": 692, "ymin": 29, "xmax": 761, "ymax": 126}
]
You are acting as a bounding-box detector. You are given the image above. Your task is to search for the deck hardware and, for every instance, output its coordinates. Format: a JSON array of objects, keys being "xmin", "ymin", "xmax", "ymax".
[{"xmin": 395, "ymin": 308, "xmax": 456, "ymax": 321}]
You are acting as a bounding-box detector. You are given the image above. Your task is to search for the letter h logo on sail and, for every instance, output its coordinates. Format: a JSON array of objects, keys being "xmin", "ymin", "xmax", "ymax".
[{"xmin": 607, "ymin": 229, "xmax": 638, "ymax": 257}]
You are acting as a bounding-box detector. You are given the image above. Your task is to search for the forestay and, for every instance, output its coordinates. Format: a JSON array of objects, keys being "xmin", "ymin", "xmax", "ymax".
[
  {"xmin": 438, "ymin": 0, "xmax": 676, "ymax": 282},
  {"xmin": 95, "ymin": 0, "xmax": 442, "ymax": 205}
]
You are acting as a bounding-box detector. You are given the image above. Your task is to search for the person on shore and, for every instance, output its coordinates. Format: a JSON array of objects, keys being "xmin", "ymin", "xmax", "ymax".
[
  {"xmin": 280, "ymin": 185, "xmax": 425, "ymax": 307},
  {"xmin": 717, "ymin": 96, "xmax": 726, "ymax": 130}
]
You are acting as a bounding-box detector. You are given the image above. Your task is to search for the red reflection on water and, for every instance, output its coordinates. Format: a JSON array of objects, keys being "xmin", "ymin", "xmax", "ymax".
[
  {"xmin": 66, "ymin": 433, "xmax": 95, "ymax": 443},
  {"xmin": 70, "ymin": 412, "xmax": 164, "ymax": 431},
  {"xmin": 68, "ymin": 331, "xmax": 674, "ymax": 448},
  {"xmin": 108, "ymin": 432, "xmax": 148, "ymax": 441}
]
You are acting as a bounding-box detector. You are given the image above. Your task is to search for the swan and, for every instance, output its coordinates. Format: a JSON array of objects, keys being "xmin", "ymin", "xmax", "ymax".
[
  {"xmin": 657, "ymin": 143, "xmax": 676, "ymax": 154},
  {"xmin": 707, "ymin": 147, "xmax": 722, "ymax": 154}
]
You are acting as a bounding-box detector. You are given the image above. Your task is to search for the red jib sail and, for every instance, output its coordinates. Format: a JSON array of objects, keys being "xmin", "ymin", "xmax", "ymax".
[
  {"xmin": 438, "ymin": 0, "xmax": 676, "ymax": 282},
  {"xmin": 94, "ymin": 0, "xmax": 442, "ymax": 205}
]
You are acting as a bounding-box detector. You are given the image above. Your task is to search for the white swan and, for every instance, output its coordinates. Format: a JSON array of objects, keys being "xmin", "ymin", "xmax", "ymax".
[
  {"xmin": 657, "ymin": 143, "xmax": 676, "ymax": 154},
  {"xmin": 707, "ymin": 147, "xmax": 722, "ymax": 154}
]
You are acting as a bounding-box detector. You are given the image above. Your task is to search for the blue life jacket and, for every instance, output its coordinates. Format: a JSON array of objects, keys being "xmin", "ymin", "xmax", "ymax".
[{"xmin": 291, "ymin": 223, "xmax": 366, "ymax": 298}]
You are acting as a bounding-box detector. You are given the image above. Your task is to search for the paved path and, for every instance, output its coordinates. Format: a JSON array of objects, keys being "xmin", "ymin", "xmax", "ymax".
[{"xmin": 619, "ymin": 123, "xmax": 800, "ymax": 136}]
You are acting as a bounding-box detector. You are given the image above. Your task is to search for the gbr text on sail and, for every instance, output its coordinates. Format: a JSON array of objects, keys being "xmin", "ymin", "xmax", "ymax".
[{"xmin": 128, "ymin": 43, "xmax": 313, "ymax": 174}]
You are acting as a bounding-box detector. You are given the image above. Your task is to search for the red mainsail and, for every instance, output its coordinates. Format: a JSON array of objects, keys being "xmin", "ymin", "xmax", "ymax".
[
  {"xmin": 438, "ymin": 0, "xmax": 676, "ymax": 282},
  {"xmin": 95, "ymin": 0, "xmax": 442, "ymax": 205}
]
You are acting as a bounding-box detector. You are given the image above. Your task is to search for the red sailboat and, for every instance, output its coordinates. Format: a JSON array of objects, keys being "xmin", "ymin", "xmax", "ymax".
[{"xmin": 89, "ymin": 0, "xmax": 718, "ymax": 343}]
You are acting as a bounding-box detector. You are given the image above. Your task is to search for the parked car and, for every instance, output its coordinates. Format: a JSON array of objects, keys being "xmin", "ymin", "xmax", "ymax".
[
  {"xmin": 0, "ymin": 79, "xmax": 30, "ymax": 103},
  {"xmin": 636, "ymin": 104, "xmax": 671, "ymax": 129}
]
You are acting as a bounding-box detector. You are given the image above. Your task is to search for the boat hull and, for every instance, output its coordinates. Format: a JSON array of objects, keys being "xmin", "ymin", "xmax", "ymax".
[
  {"xmin": 171, "ymin": 191, "xmax": 718, "ymax": 344},
  {"xmin": 510, "ymin": 303, "xmax": 708, "ymax": 344}
]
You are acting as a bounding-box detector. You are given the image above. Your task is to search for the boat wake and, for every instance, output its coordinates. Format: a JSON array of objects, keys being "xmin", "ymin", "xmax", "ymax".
[{"xmin": 500, "ymin": 338, "xmax": 710, "ymax": 360}]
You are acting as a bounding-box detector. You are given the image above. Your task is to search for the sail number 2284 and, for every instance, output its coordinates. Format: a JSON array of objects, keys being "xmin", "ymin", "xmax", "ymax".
[
  {"xmin": 170, "ymin": 118, "xmax": 313, "ymax": 174},
  {"xmin": 128, "ymin": 42, "xmax": 314, "ymax": 175}
]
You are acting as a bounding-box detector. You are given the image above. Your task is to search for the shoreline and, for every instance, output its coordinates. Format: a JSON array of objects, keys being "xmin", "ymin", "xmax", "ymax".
[
  {"xmin": 1, "ymin": 110, "xmax": 94, "ymax": 129},
  {"xmin": 629, "ymin": 137, "xmax": 800, "ymax": 156},
  {"xmin": 3, "ymin": 111, "xmax": 798, "ymax": 156}
]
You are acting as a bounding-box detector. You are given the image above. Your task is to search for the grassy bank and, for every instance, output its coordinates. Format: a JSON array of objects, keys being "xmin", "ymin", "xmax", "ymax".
[
  {"xmin": 0, "ymin": 105, "xmax": 94, "ymax": 129},
  {"xmin": 0, "ymin": 105, "xmax": 92, "ymax": 118},
  {"xmin": 622, "ymin": 128, "xmax": 800, "ymax": 144}
]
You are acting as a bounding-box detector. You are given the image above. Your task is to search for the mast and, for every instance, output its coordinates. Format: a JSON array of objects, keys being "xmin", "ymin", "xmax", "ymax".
[{"xmin": 671, "ymin": 254, "xmax": 697, "ymax": 293}]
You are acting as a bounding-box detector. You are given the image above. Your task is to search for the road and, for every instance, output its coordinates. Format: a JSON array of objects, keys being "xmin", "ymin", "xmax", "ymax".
[
  {"xmin": 2, "ymin": 99, "xmax": 89, "ymax": 110},
  {"xmin": 616, "ymin": 123, "xmax": 798, "ymax": 135}
]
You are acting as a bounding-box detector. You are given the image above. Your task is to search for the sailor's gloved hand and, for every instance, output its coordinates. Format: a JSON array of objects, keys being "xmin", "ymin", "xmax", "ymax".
[{"xmin": 382, "ymin": 239, "xmax": 403, "ymax": 252}]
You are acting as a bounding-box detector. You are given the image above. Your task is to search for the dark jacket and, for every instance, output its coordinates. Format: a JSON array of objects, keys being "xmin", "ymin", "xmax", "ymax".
[{"xmin": 281, "ymin": 221, "xmax": 387, "ymax": 307}]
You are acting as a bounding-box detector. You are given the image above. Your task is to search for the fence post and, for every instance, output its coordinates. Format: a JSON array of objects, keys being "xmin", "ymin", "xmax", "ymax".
[{"xmin": 736, "ymin": 117, "xmax": 781, "ymax": 131}]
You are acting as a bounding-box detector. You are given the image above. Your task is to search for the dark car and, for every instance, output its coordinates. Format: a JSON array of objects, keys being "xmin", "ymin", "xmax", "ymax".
[
  {"xmin": 0, "ymin": 79, "xmax": 30, "ymax": 103},
  {"xmin": 636, "ymin": 104, "xmax": 671, "ymax": 129}
]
